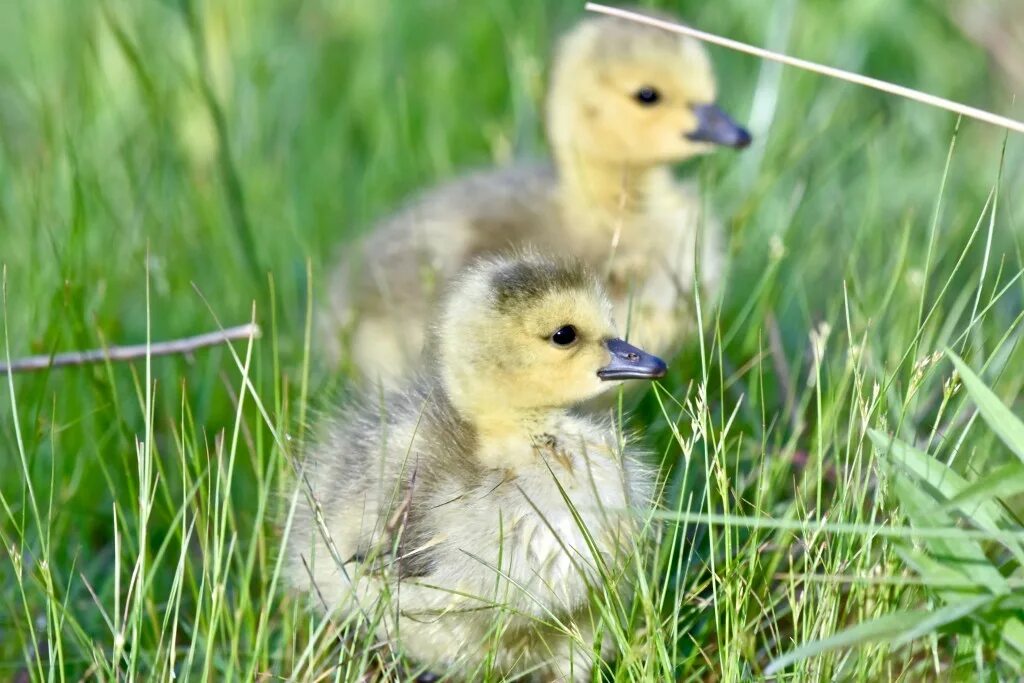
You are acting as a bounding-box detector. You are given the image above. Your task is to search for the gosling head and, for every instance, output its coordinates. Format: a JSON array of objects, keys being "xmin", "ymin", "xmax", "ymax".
[
  {"xmin": 547, "ymin": 14, "xmax": 752, "ymax": 167},
  {"xmin": 435, "ymin": 255, "xmax": 667, "ymax": 419}
]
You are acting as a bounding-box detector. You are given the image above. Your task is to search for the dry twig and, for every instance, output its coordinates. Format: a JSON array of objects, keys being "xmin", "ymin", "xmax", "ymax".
[
  {"xmin": 586, "ymin": 3, "xmax": 1024, "ymax": 135},
  {"xmin": 0, "ymin": 323, "xmax": 261, "ymax": 375}
]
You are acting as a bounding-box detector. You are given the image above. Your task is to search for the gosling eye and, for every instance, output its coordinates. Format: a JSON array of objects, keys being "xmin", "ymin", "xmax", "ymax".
[
  {"xmin": 633, "ymin": 86, "xmax": 661, "ymax": 106},
  {"xmin": 550, "ymin": 325, "xmax": 578, "ymax": 347}
]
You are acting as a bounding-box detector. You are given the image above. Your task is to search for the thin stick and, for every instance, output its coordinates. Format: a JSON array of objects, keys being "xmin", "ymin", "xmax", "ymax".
[
  {"xmin": 585, "ymin": 3, "xmax": 1024, "ymax": 135},
  {"xmin": 0, "ymin": 323, "xmax": 261, "ymax": 375}
]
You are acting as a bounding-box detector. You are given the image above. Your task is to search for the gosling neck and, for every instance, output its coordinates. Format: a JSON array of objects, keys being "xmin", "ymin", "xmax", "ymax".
[
  {"xmin": 555, "ymin": 149, "xmax": 675, "ymax": 233},
  {"xmin": 454, "ymin": 394, "xmax": 565, "ymax": 470}
]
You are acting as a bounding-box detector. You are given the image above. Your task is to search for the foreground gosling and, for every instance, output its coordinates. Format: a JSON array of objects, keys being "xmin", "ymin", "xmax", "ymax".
[
  {"xmin": 319, "ymin": 12, "xmax": 750, "ymax": 382},
  {"xmin": 289, "ymin": 255, "xmax": 666, "ymax": 680}
]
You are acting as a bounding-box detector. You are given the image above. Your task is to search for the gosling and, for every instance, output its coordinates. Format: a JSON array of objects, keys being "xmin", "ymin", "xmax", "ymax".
[
  {"xmin": 319, "ymin": 12, "xmax": 750, "ymax": 383},
  {"xmin": 288, "ymin": 254, "xmax": 666, "ymax": 680}
]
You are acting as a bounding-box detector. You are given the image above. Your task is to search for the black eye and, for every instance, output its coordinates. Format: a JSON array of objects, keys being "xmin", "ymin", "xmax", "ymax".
[
  {"xmin": 551, "ymin": 325, "xmax": 577, "ymax": 347},
  {"xmin": 634, "ymin": 86, "xmax": 660, "ymax": 105}
]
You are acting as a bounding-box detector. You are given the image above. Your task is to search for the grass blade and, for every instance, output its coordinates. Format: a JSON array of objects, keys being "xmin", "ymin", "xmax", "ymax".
[
  {"xmin": 766, "ymin": 596, "xmax": 993, "ymax": 675},
  {"xmin": 947, "ymin": 350, "xmax": 1024, "ymax": 465}
]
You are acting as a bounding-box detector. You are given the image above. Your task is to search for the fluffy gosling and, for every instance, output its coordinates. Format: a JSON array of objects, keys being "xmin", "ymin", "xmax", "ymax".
[
  {"xmin": 319, "ymin": 12, "xmax": 750, "ymax": 383},
  {"xmin": 288, "ymin": 254, "xmax": 666, "ymax": 680}
]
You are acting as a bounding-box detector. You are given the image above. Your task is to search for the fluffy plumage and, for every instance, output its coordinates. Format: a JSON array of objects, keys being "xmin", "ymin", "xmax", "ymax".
[
  {"xmin": 287, "ymin": 254, "xmax": 665, "ymax": 680},
  {"xmin": 318, "ymin": 12, "xmax": 750, "ymax": 383}
]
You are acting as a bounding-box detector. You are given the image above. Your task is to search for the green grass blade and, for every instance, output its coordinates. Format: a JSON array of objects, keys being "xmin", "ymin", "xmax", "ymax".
[
  {"xmin": 870, "ymin": 429, "xmax": 1024, "ymax": 562},
  {"xmin": 766, "ymin": 595, "xmax": 993, "ymax": 675},
  {"xmin": 947, "ymin": 350, "xmax": 1024, "ymax": 465},
  {"xmin": 944, "ymin": 462, "xmax": 1024, "ymax": 511}
]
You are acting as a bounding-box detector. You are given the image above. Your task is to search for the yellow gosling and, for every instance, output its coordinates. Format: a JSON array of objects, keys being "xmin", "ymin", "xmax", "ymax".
[
  {"xmin": 289, "ymin": 254, "xmax": 666, "ymax": 680},
  {"xmin": 320, "ymin": 12, "xmax": 749, "ymax": 383}
]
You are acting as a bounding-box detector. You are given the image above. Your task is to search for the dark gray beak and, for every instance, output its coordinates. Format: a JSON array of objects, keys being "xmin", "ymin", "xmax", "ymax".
[
  {"xmin": 686, "ymin": 104, "xmax": 752, "ymax": 149},
  {"xmin": 597, "ymin": 338, "xmax": 667, "ymax": 381}
]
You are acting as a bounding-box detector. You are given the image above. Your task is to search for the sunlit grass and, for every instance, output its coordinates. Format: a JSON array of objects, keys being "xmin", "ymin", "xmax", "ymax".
[{"xmin": 1, "ymin": 0, "xmax": 1023, "ymax": 680}]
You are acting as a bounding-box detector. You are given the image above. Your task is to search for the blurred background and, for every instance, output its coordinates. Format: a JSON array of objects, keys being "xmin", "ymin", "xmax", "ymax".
[{"xmin": 1, "ymin": 0, "xmax": 1022, "ymax": 679}]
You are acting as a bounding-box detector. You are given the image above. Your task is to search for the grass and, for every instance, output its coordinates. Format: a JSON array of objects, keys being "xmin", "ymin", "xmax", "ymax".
[{"xmin": 1, "ymin": 0, "xmax": 1023, "ymax": 679}]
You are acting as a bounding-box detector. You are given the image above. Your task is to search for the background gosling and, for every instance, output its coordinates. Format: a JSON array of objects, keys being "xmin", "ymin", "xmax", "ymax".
[
  {"xmin": 288, "ymin": 254, "xmax": 667, "ymax": 681},
  {"xmin": 319, "ymin": 11, "xmax": 751, "ymax": 383}
]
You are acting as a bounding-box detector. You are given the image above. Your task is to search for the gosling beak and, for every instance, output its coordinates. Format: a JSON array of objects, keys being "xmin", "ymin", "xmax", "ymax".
[
  {"xmin": 686, "ymin": 103, "xmax": 752, "ymax": 149},
  {"xmin": 597, "ymin": 338, "xmax": 667, "ymax": 381}
]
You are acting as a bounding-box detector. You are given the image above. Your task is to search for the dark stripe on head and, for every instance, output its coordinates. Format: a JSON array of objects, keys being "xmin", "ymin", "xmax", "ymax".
[{"xmin": 489, "ymin": 258, "xmax": 593, "ymax": 314}]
